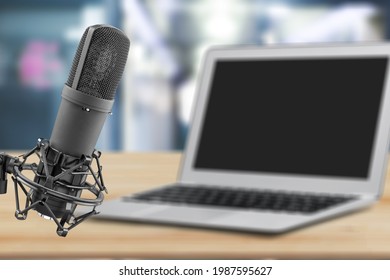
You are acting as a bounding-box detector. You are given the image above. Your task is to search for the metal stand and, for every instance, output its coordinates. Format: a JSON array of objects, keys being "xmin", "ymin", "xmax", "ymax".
[{"xmin": 0, "ymin": 139, "xmax": 107, "ymax": 237}]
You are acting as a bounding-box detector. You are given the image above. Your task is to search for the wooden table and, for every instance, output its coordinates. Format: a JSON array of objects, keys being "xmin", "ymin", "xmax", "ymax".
[{"xmin": 1, "ymin": 152, "xmax": 390, "ymax": 259}]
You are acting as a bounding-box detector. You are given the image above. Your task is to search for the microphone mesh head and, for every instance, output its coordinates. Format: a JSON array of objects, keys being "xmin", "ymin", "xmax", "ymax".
[
  {"xmin": 67, "ymin": 30, "xmax": 88, "ymax": 88},
  {"xmin": 66, "ymin": 25, "xmax": 130, "ymax": 100}
]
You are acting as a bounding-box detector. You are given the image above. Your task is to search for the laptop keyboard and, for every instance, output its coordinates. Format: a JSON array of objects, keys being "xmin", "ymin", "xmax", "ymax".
[{"xmin": 125, "ymin": 185, "xmax": 357, "ymax": 214}]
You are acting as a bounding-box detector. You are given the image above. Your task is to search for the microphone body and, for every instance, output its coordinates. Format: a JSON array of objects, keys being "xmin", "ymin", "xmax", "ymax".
[
  {"xmin": 51, "ymin": 24, "xmax": 129, "ymax": 157},
  {"xmin": 50, "ymin": 85, "xmax": 113, "ymax": 158},
  {"xmin": 23, "ymin": 24, "xmax": 129, "ymax": 233}
]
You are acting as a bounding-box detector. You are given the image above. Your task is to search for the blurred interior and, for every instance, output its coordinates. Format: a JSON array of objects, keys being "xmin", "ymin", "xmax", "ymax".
[{"xmin": 0, "ymin": 0, "xmax": 388, "ymax": 152}]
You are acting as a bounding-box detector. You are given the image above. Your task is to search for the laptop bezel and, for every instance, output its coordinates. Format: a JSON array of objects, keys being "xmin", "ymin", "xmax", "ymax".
[{"xmin": 180, "ymin": 43, "xmax": 390, "ymax": 195}]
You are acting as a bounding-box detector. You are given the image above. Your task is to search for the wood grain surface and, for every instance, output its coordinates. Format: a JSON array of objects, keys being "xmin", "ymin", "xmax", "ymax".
[{"xmin": 1, "ymin": 152, "xmax": 390, "ymax": 259}]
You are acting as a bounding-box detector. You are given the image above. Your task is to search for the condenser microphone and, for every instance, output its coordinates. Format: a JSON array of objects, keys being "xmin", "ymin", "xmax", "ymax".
[
  {"xmin": 52, "ymin": 24, "xmax": 130, "ymax": 157},
  {"xmin": 0, "ymin": 24, "xmax": 130, "ymax": 236},
  {"xmin": 32, "ymin": 24, "xmax": 130, "ymax": 232}
]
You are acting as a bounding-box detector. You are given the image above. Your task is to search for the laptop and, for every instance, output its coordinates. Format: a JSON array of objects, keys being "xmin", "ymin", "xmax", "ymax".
[{"xmin": 97, "ymin": 43, "xmax": 390, "ymax": 233}]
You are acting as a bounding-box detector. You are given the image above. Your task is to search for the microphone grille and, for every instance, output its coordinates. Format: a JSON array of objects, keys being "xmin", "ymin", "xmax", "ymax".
[
  {"xmin": 66, "ymin": 29, "xmax": 88, "ymax": 88},
  {"xmin": 66, "ymin": 25, "xmax": 130, "ymax": 100}
]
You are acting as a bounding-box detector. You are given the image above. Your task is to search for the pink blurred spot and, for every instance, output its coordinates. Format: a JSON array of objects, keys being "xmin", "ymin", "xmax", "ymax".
[{"xmin": 18, "ymin": 40, "xmax": 63, "ymax": 90}]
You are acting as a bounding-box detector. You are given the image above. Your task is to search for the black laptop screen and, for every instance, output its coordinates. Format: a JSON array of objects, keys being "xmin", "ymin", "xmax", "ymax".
[{"xmin": 194, "ymin": 57, "xmax": 388, "ymax": 179}]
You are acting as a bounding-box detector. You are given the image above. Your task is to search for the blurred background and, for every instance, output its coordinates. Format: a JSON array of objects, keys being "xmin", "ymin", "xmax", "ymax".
[{"xmin": 0, "ymin": 0, "xmax": 387, "ymax": 152}]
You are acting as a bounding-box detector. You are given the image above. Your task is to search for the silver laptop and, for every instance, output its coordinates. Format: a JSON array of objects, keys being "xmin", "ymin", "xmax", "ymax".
[{"xmin": 97, "ymin": 43, "xmax": 390, "ymax": 233}]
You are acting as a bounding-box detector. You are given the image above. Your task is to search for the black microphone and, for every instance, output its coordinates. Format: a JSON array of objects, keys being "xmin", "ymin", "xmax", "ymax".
[
  {"xmin": 51, "ymin": 24, "xmax": 130, "ymax": 157},
  {"xmin": 32, "ymin": 25, "xmax": 130, "ymax": 226},
  {"xmin": 0, "ymin": 24, "xmax": 130, "ymax": 236}
]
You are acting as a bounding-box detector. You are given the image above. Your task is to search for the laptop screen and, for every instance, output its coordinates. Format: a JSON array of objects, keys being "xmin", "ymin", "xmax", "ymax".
[{"xmin": 194, "ymin": 57, "xmax": 388, "ymax": 179}]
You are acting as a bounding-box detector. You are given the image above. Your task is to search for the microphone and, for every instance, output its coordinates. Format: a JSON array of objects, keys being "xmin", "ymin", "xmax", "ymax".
[
  {"xmin": 0, "ymin": 24, "xmax": 130, "ymax": 236},
  {"xmin": 51, "ymin": 24, "xmax": 130, "ymax": 157}
]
